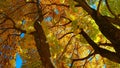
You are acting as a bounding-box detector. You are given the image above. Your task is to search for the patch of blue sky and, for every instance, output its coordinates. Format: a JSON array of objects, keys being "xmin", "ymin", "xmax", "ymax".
[
  {"xmin": 16, "ymin": 53, "xmax": 23, "ymax": 68},
  {"xmin": 20, "ymin": 33, "xmax": 25, "ymax": 38},
  {"xmin": 54, "ymin": 8, "xmax": 59, "ymax": 14},
  {"xmin": 88, "ymin": 57, "xmax": 93, "ymax": 62},
  {"xmin": 90, "ymin": 4, "xmax": 97, "ymax": 10},
  {"xmin": 87, "ymin": 49, "xmax": 91, "ymax": 54},
  {"xmin": 44, "ymin": 16, "xmax": 53, "ymax": 22},
  {"xmin": 22, "ymin": 19, "xmax": 26, "ymax": 25}
]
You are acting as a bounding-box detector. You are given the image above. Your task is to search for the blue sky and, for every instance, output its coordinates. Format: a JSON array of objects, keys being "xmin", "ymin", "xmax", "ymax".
[
  {"xmin": 44, "ymin": 16, "xmax": 53, "ymax": 22},
  {"xmin": 15, "ymin": 33, "xmax": 24, "ymax": 68},
  {"xmin": 20, "ymin": 19, "xmax": 25, "ymax": 38},
  {"xmin": 22, "ymin": 19, "xmax": 26, "ymax": 25},
  {"xmin": 20, "ymin": 33, "xmax": 25, "ymax": 38},
  {"xmin": 16, "ymin": 53, "xmax": 23, "ymax": 68},
  {"xmin": 44, "ymin": 8, "xmax": 59, "ymax": 22},
  {"xmin": 15, "ymin": 19, "xmax": 25, "ymax": 68},
  {"xmin": 54, "ymin": 8, "xmax": 59, "ymax": 14},
  {"xmin": 90, "ymin": 4, "xmax": 97, "ymax": 10}
]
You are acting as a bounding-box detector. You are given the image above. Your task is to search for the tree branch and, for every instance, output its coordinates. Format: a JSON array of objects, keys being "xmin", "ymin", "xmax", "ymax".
[
  {"xmin": 105, "ymin": 0, "xmax": 117, "ymax": 17},
  {"xmin": 70, "ymin": 52, "xmax": 95, "ymax": 68},
  {"xmin": 0, "ymin": 34, "xmax": 20, "ymax": 45},
  {"xmin": 58, "ymin": 32, "xmax": 73, "ymax": 40},
  {"xmin": 0, "ymin": 28, "xmax": 14, "ymax": 35},
  {"xmin": 57, "ymin": 35, "xmax": 75, "ymax": 61},
  {"xmin": 74, "ymin": 0, "xmax": 120, "ymax": 57},
  {"xmin": 24, "ymin": 11, "xmax": 38, "ymax": 16},
  {"xmin": 44, "ymin": 3, "xmax": 69, "ymax": 8},
  {"xmin": 74, "ymin": 0, "xmax": 96, "ymax": 15},
  {"xmin": 50, "ymin": 15, "xmax": 72, "ymax": 28},
  {"xmin": 98, "ymin": 42, "xmax": 112, "ymax": 46},
  {"xmin": 97, "ymin": 0, "xmax": 102, "ymax": 16},
  {"xmin": 80, "ymin": 29, "xmax": 120, "ymax": 63}
]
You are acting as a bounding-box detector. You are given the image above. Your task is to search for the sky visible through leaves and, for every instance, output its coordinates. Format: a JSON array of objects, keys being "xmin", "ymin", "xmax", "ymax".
[
  {"xmin": 0, "ymin": 0, "xmax": 120, "ymax": 68},
  {"xmin": 15, "ymin": 20, "xmax": 25, "ymax": 68},
  {"xmin": 8, "ymin": 1, "xmax": 116, "ymax": 68},
  {"xmin": 16, "ymin": 53, "xmax": 22, "ymax": 68}
]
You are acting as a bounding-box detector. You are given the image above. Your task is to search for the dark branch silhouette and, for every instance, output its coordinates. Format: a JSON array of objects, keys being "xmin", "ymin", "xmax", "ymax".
[
  {"xmin": 74, "ymin": 0, "xmax": 120, "ymax": 62},
  {"xmin": 80, "ymin": 29, "xmax": 120, "ymax": 63}
]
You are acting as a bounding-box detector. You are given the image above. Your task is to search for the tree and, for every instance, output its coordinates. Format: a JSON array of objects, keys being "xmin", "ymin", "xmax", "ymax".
[
  {"xmin": 0, "ymin": 0, "xmax": 120, "ymax": 68},
  {"xmin": 0, "ymin": 0, "xmax": 54, "ymax": 68},
  {"xmin": 74, "ymin": 0, "xmax": 120, "ymax": 62}
]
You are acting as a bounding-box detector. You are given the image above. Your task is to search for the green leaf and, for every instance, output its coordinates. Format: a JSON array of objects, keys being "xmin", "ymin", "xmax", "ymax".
[{"xmin": 71, "ymin": 20, "xmax": 78, "ymax": 31}]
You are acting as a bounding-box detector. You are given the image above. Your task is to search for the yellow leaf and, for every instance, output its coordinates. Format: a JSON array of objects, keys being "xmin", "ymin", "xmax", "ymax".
[
  {"xmin": 26, "ymin": 26, "xmax": 35, "ymax": 33},
  {"xmin": 70, "ymin": 14, "xmax": 76, "ymax": 20},
  {"xmin": 9, "ymin": 59, "xmax": 15, "ymax": 67},
  {"xmin": 60, "ymin": 0, "xmax": 65, "ymax": 3}
]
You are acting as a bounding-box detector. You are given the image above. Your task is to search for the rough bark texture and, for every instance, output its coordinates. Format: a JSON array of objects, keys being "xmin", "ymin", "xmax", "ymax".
[
  {"xmin": 33, "ymin": 21, "xmax": 54, "ymax": 68},
  {"xmin": 31, "ymin": 0, "xmax": 54, "ymax": 67},
  {"xmin": 75, "ymin": 0, "xmax": 120, "ymax": 63},
  {"xmin": 80, "ymin": 29, "xmax": 120, "ymax": 63}
]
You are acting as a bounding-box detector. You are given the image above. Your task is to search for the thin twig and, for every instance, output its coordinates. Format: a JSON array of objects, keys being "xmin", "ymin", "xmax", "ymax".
[
  {"xmin": 44, "ymin": 3, "xmax": 69, "ymax": 8},
  {"xmin": 0, "ymin": 34, "xmax": 20, "ymax": 46},
  {"xmin": 57, "ymin": 35, "xmax": 75, "ymax": 61},
  {"xmin": 105, "ymin": 0, "xmax": 117, "ymax": 17},
  {"xmin": 97, "ymin": 0, "xmax": 102, "ymax": 16},
  {"xmin": 50, "ymin": 16, "xmax": 72, "ymax": 28},
  {"xmin": 58, "ymin": 32, "xmax": 73, "ymax": 40},
  {"xmin": 24, "ymin": 11, "xmax": 37, "ymax": 16},
  {"xmin": 70, "ymin": 52, "xmax": 95, "ymax": 68},
  {"xmin": 98, "ymin": 42, "xmax": 112, "ymax": 46}
]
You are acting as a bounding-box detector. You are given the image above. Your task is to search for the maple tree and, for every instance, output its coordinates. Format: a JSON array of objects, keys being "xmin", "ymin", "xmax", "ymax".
[{"xmin": 0, "ymin": 0, "xmax": 120, "ymax": 68}]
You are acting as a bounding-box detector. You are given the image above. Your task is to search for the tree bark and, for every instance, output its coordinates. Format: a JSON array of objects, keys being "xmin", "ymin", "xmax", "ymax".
[
  {"xmin": 33, "ymin": 21, "xmax": 54, "ymax": 68},
  {"xmin": 31, "ymin": 0, "xmax": 54, "ymax": 67},
  {"xmin": 75, "ymin": 0, "xmax": 120, "ymax": 62},
  {"xmin": 80, "ymin": 29, "xmax": 120, "ymax": 63}
]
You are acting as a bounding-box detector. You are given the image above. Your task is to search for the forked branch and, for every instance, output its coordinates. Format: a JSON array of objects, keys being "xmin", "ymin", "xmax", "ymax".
[{"xmin": 80, "ymin": 29, "xmax": 120, "ymax": 63}]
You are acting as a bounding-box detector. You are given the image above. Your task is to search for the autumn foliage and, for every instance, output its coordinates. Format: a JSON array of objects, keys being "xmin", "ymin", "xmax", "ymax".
[{"xmin": 0, "ymin": 0, "xmax": 120, "ymax": 68}]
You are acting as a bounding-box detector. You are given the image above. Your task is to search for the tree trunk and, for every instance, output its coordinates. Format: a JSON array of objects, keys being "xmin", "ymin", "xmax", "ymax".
[{"xmin": 33, "ymin": 21, "xmax": 54, "ymax": 68}]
